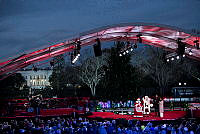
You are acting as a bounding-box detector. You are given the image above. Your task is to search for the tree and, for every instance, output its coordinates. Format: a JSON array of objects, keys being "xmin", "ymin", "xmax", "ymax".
[
  {"xmin": 0, "ymin": 73, "xmax": 25, "ymax": 90},
  {"xmin": 49, "ymin": 54, "xmax": 66, "ymax": 96},
  {"xmin": 0, "ymin": 73, "xmax": 27, "ymax": 98},
  {"xmin": 140, "ymin": 46, "xmax": 186, "ymax": 96},
  {"xmin": 100, "ymin": 41, "xmax": 141, "ymax": 99},
  {"xmin": 78, "ymin": 56, "xmax": 106, "ymax": 96}
]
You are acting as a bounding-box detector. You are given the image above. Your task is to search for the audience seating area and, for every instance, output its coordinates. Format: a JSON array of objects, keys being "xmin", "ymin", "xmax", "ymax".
[{"xmin": 0, "ymin": 116, "xmax": 199, "ymax": 134}]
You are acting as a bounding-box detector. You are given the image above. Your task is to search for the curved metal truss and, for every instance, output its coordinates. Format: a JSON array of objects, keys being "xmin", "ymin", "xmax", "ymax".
[{"xmin": 0, "ymin": 22, "xmax": 200, "ymax": 77}]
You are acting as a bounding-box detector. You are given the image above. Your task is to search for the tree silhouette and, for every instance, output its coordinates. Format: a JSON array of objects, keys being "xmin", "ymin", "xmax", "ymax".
[{"xmin": 78, "ymin": 56, "xmax": 106, "ymax": 96}]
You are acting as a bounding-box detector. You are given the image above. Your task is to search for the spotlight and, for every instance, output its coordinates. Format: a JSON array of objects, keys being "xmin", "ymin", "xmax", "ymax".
[
  {"xmin": 123, "ymin": 52, "xmax": 126, "ymax": 55},
  {"xmin": 177, "ymin": 38, "xmax": 185, "ymax": 55},
  {"xmin": 130, "ymin": 48, "xmax": 133, "ymax": 51},
  {"xmin": 76, "ymin": 41, "xmax": 81, "ymax": 50},
  {"xmin": 136, "ymin": 34, "xmax": 142, "ymax": 43},
  {"xmin": 126, "ymin": 50, "xmax": 129, "ymax": 53},
  {"xmin": 119, "ymin": 54, "xmax": 122, "ymax": 57},
  {"xmin": 189, "ymin": 51, "xmax": 192, "ymax": 55},
  {"xmin": 194, "ymin": 40, "xmax": 199, "ymax": 49},
  {"xmin": 50, "ymin": 60, "xmax": 54, "ymax": 67},
  {"xmin": 93, "ymin": 38, "xmax": 102, "ymax": 57},
  {"xmin": 179, "ymin": 82, "xmax": 181, "ymax": 86},
  {"xmin": 182, "ymin": 54, "xmax": 186, "ymax": 57},
  {"xmin": 176, "ymin": 56, "xmax": 180, "ymax": 60},
  {"xmin": 32, "ymin": 66, "xmax": 38, "ymax": 72},
  {"xmin": 71, "ymin": 52, "xmax": 74, "ymax": 64},
  {"xmin": 71, "ymin": 50, "xmax": 80, "ymax": 64},
  {"xmin": 133, "ymin": 43, "xmax": 137, "ymax": 49},
  {"xmin": 171, "ymin": 57, "xmax": 174, "ymax": 61},
  {"xmin": 126, "ymin": 41, "xmax": 131, "ymax": 47},
  {"xmin": 167, "ymin": 59, "xmax": 170, "ymax": 62}
]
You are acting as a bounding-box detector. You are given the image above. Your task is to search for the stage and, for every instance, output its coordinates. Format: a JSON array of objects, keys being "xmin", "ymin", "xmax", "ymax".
[{"xmin": 87, "ymin": 111, "xmax": 187, "ymax": 121}]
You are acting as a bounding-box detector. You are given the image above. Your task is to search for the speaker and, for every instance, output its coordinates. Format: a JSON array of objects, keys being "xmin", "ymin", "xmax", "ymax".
[{"xmin": 93, "ymin": 39, "xmax": 102, "ymax": 57}]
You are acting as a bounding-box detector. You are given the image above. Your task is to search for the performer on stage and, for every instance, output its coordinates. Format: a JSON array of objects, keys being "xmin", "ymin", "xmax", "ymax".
[
  {"xmin": 29, "ymin": 94, "xmax": 43, "ymax": 116},
  {"xmin": 153, "ymin": 94, "xmax": 160, "ymax": 117},
  {"xmin": 159, "ymin": 97, "xmax": 164, "ymax": 117},
  {"xmin": 134, "ymin": 98, "xmax": 143, "ymax": 117}
]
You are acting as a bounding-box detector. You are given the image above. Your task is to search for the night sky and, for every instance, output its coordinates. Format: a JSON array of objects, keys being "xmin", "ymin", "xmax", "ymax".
[{"xmin": 0, "ymin": 0, "xmax": 200, "ymax": 62}]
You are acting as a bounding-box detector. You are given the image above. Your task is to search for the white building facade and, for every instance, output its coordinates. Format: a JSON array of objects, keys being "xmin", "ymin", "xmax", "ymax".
[{"xmin": 19, "ymin": 69, "xmax": 52, "ymax": 89}]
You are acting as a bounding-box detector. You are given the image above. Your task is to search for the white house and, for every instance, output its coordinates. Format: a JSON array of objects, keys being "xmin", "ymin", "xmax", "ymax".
[{"xmin": 19, "ymin": 69, "xmax": 53, "ymax": 89}]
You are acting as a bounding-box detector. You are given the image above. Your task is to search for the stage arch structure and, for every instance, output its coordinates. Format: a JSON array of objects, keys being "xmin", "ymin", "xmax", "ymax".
[{"xmin": 0, "ymin": 23, "xmax": 200, "ymax": 79}]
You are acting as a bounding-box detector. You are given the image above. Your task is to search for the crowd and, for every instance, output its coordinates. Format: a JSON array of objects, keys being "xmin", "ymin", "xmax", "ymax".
[{"xmin": 0, "ymin": 117, "xmax": 199, "ymax": 134}]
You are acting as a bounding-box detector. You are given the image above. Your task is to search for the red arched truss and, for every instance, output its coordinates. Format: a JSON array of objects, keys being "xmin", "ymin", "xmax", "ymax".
[{"xmin": 0, "ymin": 23, "xmax": 200, "ymax": 77}]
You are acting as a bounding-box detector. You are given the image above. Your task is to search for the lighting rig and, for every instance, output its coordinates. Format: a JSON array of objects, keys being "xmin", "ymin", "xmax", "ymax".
[
  {"xmin": 119, "ymin": 41, "xmax": 134, "ymax": 57},
  {"xmin": 71, "ymin": 41, "xmax": 81, "ymax": 64},
  {"xmin": 119, "ymin": 34, "xmax": 142, "ymax": 57},
  {"xmin": 165, "ymin": 38, "xmax": 187, "ymax": 62}
]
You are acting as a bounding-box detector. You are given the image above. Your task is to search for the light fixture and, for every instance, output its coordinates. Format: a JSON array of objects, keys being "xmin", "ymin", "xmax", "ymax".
[
  {"xmin": 167, "ymin": 59, "xmax": 170, "ymax": 62},
  {"xmin": 133, "ymin": 43, "xmax": 138, "ymax": 49},
  {"xmin": 93, "ymin": 38, "xmax": 102, "ymax": 57},
  {"xmin": 171, "ymin": 57, "xmax": 174, "ymax": 61},
  {"xmin": 177, "ymin": 38, "xmax": 185, "ymax": 56},
  {"xmin": 179, "ymin": 83, "xmax": 181, "ymax": 86},
  {"xmin": 136, "ymin": 34, "xmax": 142, "ymax": 43},
  {"xmin": 182, "ymin": 54, "xmax": 186, "ymax": 57},
  {"xmin": 176, "ymin": 56, "xmax": 180, "ymax": 60},
  {"xmin": 194, "ymin": 40, "xmax": 199, "ymax": 49},
  {"xmin": 184, "ymin": 83, "xmax": 186, "ymax": 86},
  {"xmin": 189, "ymin": 50, "xmax": 192, "ymax": 55}
]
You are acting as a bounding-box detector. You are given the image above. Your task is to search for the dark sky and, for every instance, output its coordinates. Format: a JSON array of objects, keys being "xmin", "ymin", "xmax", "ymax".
[{"xmin": 0, "ymin": 0, "xmax": 200, "ymax": 62}]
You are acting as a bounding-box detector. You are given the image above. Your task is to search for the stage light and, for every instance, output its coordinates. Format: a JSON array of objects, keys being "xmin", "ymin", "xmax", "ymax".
[
  {"xmin": 32, "ymin": 66, "xmax": 38, "ymax": 72},
  {"xmin": 50, "ymin": 60, "xmax": 54, "ymax": 67},
  {"xmin": 171, "ymin": 57, "xmax": 174, "ymax": 61},
  {"xmin": 126, "ymin": 41, "xmax": 131, "ymax": 47},
  {"xmin": 189, "ymin": 50, "xmax": 192, "ymax": 55},
  {"xmin": 119, "ymin": 54, "xmax": 122, "ymax": 57},
  {"xmin": 182, "ymin": 54, "xmax": 186, "ymax": 57},
  {"xmin": 194, "ymin": 40, "xmax": 199, "ymax": 49},
  {"xmin": 123, "ymin": 52, "xmax": 126, "ymax": 55},
  {"xmin": 70, "ymin": 52, "xmax": 74, "ymax": 64},
  {"xmin": 177, "ymin": 38, "xmax": 185, "ymax": 55},
  {"xmin": 130, "ymin": 48, "xmax": 133, "ymax": 51},
  {"xmin": 136, "ymin": 34, "xmax": 142, "ymax": 43},
  {"xmin": 93, "ymin": 38, "xmax": 102, "ymax": 57},
  {"xmin": 76, "ymin": 41, "xmax": 81, "ymax": 50},
  {"xmin": 167, "ymin": 59, "xmax": 170, "ymax": 62},
  {"xmin": 176, "ymin": 56, "xmax": 180, "ymax": 60},
  {"xmin": 126, "ymin": 50, "xmax": 129, "ymax": 53},
  {"xmin": 133, "ymin": 43, "xmax": 137, "ymax": 49}
]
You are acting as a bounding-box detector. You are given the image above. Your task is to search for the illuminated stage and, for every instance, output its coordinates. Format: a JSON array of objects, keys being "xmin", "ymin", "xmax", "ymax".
[{"xmin": 87, "ymin": 111, "xmax": 187, "ymax": 121}]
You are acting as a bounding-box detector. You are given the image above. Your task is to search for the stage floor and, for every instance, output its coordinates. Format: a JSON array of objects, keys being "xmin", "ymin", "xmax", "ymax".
[{"xmin": 87, "ymin": 111, "xmax": 187, "ymax": 121}]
